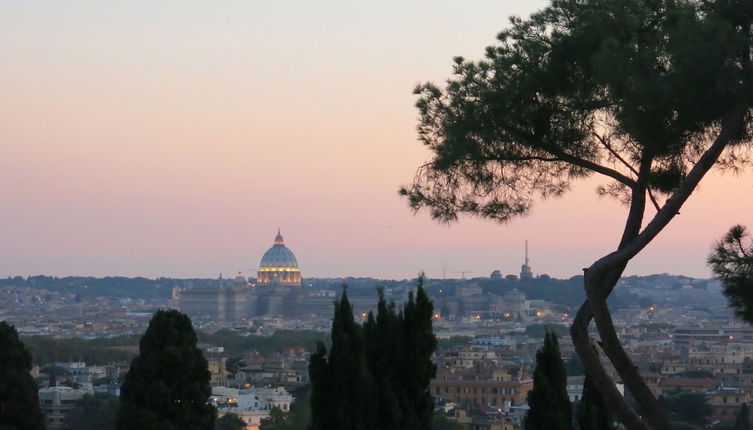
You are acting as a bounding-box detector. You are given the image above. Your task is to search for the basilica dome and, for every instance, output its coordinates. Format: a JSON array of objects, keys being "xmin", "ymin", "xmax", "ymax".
[{"xmin": 257, "ymin": 229, "xmax": 302, "ymax": 286}]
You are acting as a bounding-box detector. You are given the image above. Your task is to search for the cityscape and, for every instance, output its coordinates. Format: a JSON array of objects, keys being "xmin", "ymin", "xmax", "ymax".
[
  {"xmin": 3, "ymin": 1, "xmax": 753, "ymax": 430},
  {"xmin": 0, "ymin": 228, "xmax": 746, "ymax": 429}
]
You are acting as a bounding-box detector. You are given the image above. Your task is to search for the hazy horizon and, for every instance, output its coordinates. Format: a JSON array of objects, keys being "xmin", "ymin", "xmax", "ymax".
[{"xmin": 3, "ymin": 1, "xmax": 752, "ymax": 281}]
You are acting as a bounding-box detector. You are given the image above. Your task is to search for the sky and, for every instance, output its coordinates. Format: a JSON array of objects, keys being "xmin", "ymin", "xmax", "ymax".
[{"xmin": 1, "ymin": 1, "xmax": 752, "ymax": 280}]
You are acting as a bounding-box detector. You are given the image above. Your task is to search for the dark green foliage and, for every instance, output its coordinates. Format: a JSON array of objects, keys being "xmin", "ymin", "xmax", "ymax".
[
  {"xmin": 675, "ymin": 370, "xmax": 714, "ymax": 379},
  {"xmin": 309, "ymin": 290, "xmax": 376, "ymax": 430},
  {"xmin": 64, "ymin": 393, "xmax": 119, "ymax": 430},
  {"xmin": 709, "ymin": 225, "xmax": 753, "ymax": 323},
  {"xmin": 259, "ymin": 407, "xmax": 290, "ymax": 430},
  {"xmin": 23, "ymin": 335, "xmax": 138, "ymax": 365},
  {"xmin": 0, "ymin": 276, "xmax": 172, "ymax": 299},
  {"xmin": 309, "ymin": 278, "xmax": 437, "ymax": 430},
  {"xmin": 0, "ymin": 321, "xmax": 46, "ymax": 430},
  {"xmin": 197, "ymin": 330, "xmax": 328, "ymax": 356},
  {"xmin": 431, "ymin": 415, "xmax": 463, "ymax": 430},
  {"xmin": 660, "ymin": 392, "xmax": 712, "ymax": 428},
  {"xmin": 403, "ymin": 2, "xmax": 753, "ymax": 429},
  {"xmin": 215, "ymin": 413, "xmax": 246, "ymax": 430},
  {"xmin": 480, "ymin": 275, "xmax": 643, "ymax": 309},
  {"xmin": 736, "ymin": 403, "xmax": 750, "ymax": 430},
  {"xmin": 525, "ymin": 331, "xmax": 573, "ymax": 430},
  {"xmin": 437, "ymin": 336, "xmax": 472, "ymax": 350},
  {"xmin": 402, "ymin": 0, "xmax": 752, "ymax": 224},
  {"xmin": 260, "ymin": 387, "xmax": 311, "ymax": 430},
  {"xmin": 117, "ymin": 310, "xmax": 215, "ymax": 430},
  {"xmin": 22, "ymin": 329, "xmax": 327, "ymax": 367},
  {"xmin": 577, "ymin": 373, "xmax": 612, "ymax": 430}
]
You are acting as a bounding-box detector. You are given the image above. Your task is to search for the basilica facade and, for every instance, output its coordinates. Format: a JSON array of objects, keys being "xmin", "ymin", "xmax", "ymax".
[{"xmin": 178, "ymin": 230, "xmax": 317, "ymax": 322}]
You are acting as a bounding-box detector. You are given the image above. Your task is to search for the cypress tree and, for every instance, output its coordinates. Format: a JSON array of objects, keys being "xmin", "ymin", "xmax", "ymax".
[
  {"xmin": 577, "ymin": 372, "xmax": 612, "ymax": 430},
  {"xmin": 117, "ymin": 309, "xmax": 215, "ymax": 430},
  {"xmin": 315, "ymin": 290, "xmax": 376, "ymax": 430},
  {"xmin": 0, "ymin": 321, "xmax": 46, "ymax": 430},
  {"xmin": 309, "ymin": 278, "xmax": 437, "ymax": 430},
  {"xmin": 368, "ymin": 290, "xmax": 403, "ymax": 430},
  {"xmin": 737, "ymin": 403, "xmax": 751, "ymax": 430},
  {"xmin": 525, "ymin": 330, "xmax": 574, "ymax": 430},
  {"xmin": 308, "ymin": 341, "xmax": 330, "ymax": 430},
  {"xmin": 399, "ymin": 277, "xmax": 437, "ymax": 430}
]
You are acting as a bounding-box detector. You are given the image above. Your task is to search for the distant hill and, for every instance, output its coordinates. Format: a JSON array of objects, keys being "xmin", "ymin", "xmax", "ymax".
[{"xmin": 0, "ymin": 273, "xmax": 723, "ymax": 310}]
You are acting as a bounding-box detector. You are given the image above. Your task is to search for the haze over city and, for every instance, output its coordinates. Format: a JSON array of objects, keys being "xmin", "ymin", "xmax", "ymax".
[{"xmin": 2, "ymin": 0, "xmax": 751, "ymax": 280}]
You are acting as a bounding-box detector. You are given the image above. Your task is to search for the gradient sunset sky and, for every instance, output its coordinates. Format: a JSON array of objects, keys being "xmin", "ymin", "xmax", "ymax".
[{"xmin": 2, "ymin": 1, "xmax": 751, "ymax": 280}]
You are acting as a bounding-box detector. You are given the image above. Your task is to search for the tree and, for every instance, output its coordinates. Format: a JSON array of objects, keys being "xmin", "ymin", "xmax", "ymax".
[
  {"xmin": 259, "ymin": 407, "xmax": 288, "ymax": 430},
  {"xmin": 431, "ymin": 415, "xmax": 463, "ymax": 430},
  {"xmin": 525, "ymin": 331, "xmax": 573, "ymax": 430},
  {"xmin": 709, "ymin": 225, "xmax": 753, "ymax": 323},
  {"xmin": 577, "ymin": 373, "xmax": 612, "ymax": 430},
  {"xmin": 309, "ymin": 278, "xmax": 437, "ymax": 430},
  {"xmin": 659, "ymin": 392, "xmax": 712, "ymax": 428},
  {"xmin": 117, "ymin": 309, "xmax": 215, "ymax": 430},
  {"xmin": 737, "ymin": 403, "xmax": 751, "ymax": 430},
  {"xmin": 0, "ymin": 320, "xmax": 46, "ymax": 430},
  {"xmin": 260, "ymin": 387, "xmax": 311, "ymax": 430},
  {"xmin": 215, "ymin": 413, "xmax": 246, "ymax": 430},
  {"xmin": 308, "ymin": 290, "xmax": 376, "ymax": 430},
  {"xmin": 64, "ymin": 393, "xmax": 119, "ymax": 430},
  {"xmin": 401, "ymin": 1, "xmax": 753, "ymax": 429}
]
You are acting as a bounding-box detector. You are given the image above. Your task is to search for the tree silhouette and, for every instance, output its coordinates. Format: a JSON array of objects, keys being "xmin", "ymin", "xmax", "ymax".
[
  {"xmin": 577, "ymin": 372, "xmax": 612, "ymax": 430},
  {"xmin": 64, "ymin": 393, "xmax": 119, "ymax": 430},
  {"xmin": 709, "ymin": 225, "xmax": 753, "ymax": 323},
  {"xmin": 737, "ymin": 403, "xmax": 751, "ymax": 430},
  {"xmin": 401, "ymin": 1, "xmax": 753, "ymax": 429},
  {"xmin": 117, "ymin": 310, "xmax": 215, "ymax": 430},
  {"xmin": 525, "ymin": 331, "xmax": 573, "ymax": 430},
  {"xmin": 0, "ymin": 321, "xmax": 46, "ymax": 430},
  {"xmin": 216, "ymin": 413, "xmax": 246, "ymax": 430},
  {"xmin": 309, "ymin": 277, "xmax": 436, "ymax": 430}
]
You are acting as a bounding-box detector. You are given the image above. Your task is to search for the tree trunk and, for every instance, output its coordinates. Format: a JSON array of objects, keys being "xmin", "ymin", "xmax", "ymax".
[{"xmin": 570, "ymin": 104, "xmax": 748, "ymax": 430}]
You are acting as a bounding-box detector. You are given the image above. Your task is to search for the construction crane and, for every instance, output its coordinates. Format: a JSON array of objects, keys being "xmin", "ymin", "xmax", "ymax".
[{"xmin": 451, "ymin": 271, "xmax": 474, "ymax": 279}]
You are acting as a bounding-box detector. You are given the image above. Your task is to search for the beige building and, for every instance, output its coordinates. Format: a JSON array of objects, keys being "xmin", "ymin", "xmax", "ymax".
[{"xmin": 431, "ymin": 367, "xmax": 533, "ymax": 407}]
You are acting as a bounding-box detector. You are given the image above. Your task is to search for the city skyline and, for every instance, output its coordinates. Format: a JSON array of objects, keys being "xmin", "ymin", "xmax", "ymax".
[{"xmin": 2, "ymin": 1, "xmax": 751, "ymax": 280}]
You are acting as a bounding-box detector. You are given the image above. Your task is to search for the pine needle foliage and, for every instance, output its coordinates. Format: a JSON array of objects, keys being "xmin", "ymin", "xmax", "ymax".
[{"xmin": 709, "ymin": 225, "xmax": 753, "ymax": 323}]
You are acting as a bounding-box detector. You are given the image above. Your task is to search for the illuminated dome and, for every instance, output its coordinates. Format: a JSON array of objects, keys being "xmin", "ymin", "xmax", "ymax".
[{"xmin": 257, "ymin": 229, "xmax": 301, "ymax": 285}]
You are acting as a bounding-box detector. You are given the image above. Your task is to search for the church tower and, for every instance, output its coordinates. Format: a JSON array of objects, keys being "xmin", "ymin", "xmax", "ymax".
[{"xmin": 520, "ymin": 240, "xmax": 533, "ymax": 280}]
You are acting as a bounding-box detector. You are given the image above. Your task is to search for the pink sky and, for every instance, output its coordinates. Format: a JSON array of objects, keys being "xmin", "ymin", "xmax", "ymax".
[{"xmin": 1, "ymin": 1, "xmax": 751, "ymax": 280}]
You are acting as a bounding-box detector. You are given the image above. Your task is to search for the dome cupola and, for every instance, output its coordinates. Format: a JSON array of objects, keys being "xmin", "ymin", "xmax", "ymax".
[{"xmin": 257, "ymin": 229, "xmax": 302, "ymax": 286}]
